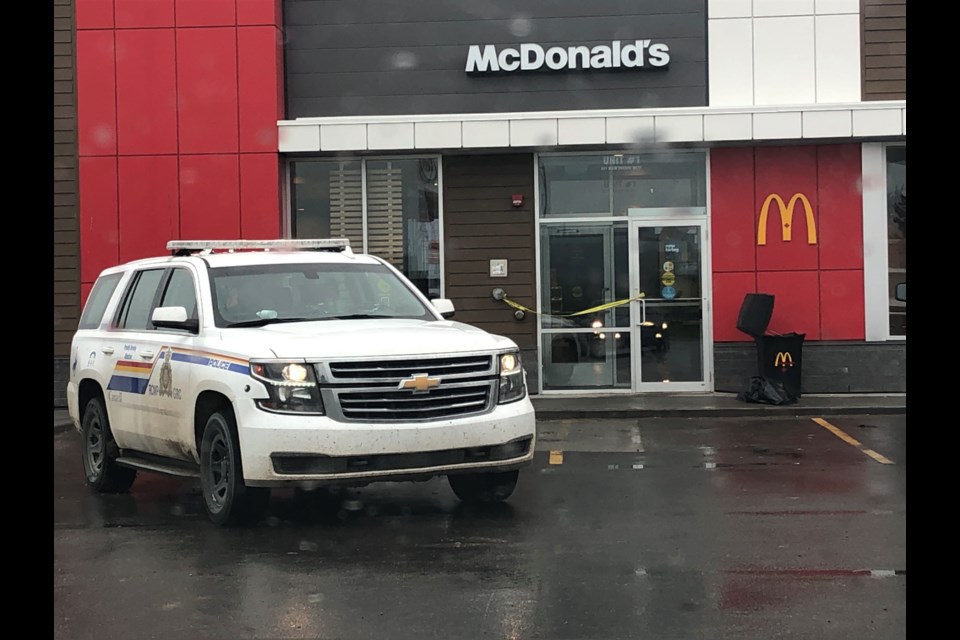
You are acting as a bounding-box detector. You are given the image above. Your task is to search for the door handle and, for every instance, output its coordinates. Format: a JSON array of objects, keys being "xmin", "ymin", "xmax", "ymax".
[
  {"xmin": 101, "ymin": 347, "xmax": 114, "ymax": 355},
  {"xmin": 638, "ymin": 299, "xmax": 647, "ymax": 325},
  {"xmin": 140, "ymin": 350, "xmax": 155, "ymax": 359}
]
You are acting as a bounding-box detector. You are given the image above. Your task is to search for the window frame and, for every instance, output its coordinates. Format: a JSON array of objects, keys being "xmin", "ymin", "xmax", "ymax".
[
  {"xmin": 285, "ymin": 154, "xmax": 445, "ymax": 299},
  {"xmin": 862, "ymin": 142, "xmax": 906, "ymax": 342},
  {"xmin": 154, "ymin": 266, "xmax": 202, "ymax": 335},
  {"xmin": 111, "ymin": 268, "xmax": 169, "ymax": 333},
  {"xmin": 78, "ymin": 272, "xmax": 124, "ymax": 330}
]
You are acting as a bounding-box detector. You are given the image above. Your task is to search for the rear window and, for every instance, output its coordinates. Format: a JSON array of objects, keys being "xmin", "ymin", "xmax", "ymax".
[{"xmin": 78, "ymin": 273, "xmax": 123, "ymax": 330}]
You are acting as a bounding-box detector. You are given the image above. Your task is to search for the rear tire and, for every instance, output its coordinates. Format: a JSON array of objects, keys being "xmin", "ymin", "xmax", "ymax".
[
  {"xmin": 81, "ymin": 396, "xmax": 137, "ymax": 493},
  {"xmin": 199, "ymin": 409, "xmax": 270, "ymax": 526},
  {"xmin": 448, "ymin": 470, "xmax": 519, "ymax": 503}
]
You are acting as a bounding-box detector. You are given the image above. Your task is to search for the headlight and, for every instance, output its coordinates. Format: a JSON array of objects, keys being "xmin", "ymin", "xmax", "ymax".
[
  {"xmin": 498, "ymin": 351, "xmax": 526, "ymax": 404},
  {"xmin": 250, "ymin": 361, "xmax": 324, "ymax": 415}
]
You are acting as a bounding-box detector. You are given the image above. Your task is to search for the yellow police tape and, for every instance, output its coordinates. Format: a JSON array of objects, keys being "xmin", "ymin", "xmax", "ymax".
[{"xmin": 501, "ymin": 292, "xmax": 645, "ymax": 318}]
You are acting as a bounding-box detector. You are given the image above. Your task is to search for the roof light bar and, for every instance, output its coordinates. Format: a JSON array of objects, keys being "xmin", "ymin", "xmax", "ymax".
[{"xmin": 166, "ymin": 239, "xmax": 352, "ymax": 256}]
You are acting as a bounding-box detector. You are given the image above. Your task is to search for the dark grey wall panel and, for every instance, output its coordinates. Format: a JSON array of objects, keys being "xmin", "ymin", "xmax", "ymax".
[
  {"xmin": 715, "ymin": 342, "xmax": 906, "ymax": 394},
  {"xmin": 284, "ymin": 0, "xmax": 708, "ymax": 117}
]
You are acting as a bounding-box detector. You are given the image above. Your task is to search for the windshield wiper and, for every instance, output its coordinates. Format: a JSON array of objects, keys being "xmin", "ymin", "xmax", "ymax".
[
  {"xmin": 226, "ymin": 317, "xmax": 315, "ymax": 328},
  {"xmin": 317, "ymin": 314, "xmax": 393, "ymax": 321}
]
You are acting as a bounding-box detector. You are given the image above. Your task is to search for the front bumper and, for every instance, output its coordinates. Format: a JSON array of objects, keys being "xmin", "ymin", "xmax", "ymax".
[{"xmin": 234, "ymin": 396, "xmax": 536, "ymax": 486}]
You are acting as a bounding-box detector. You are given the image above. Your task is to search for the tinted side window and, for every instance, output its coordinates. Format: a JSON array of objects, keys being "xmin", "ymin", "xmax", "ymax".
[
  {"xmin": 118, "ymin": 269, "xmax": 166, "ymax": 331},
  {"xmin": 159, "ymin": 269, "xmax": 198, "ymax": 320},
  {"xmin": 78, "ymin": 273, "xmax": 123, "ymax": 330}
]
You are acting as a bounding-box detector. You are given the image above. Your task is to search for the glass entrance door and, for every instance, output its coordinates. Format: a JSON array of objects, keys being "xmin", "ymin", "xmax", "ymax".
[
  {"xmin": 540, "ymin": 223, "xmax": 631, "ymax": 391},
  {"xmin": 629, "ymin": 220, "xmax": 710, "ymax": 391}
]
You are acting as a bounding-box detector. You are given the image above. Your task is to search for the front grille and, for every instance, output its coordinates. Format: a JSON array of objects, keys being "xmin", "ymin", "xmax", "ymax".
[
  {"xmin": 328, "ymin": 355, "xmax": 493, "ymax": 382},
  {"xmin": 338, "ymin": 384, "xmax": 492, "ymax": 421}
]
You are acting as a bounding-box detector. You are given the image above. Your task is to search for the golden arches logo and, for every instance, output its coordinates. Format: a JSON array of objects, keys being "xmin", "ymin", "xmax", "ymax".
[
  {"xmin": 774, "ymin": 352, "xmax": 793, "ymax": 368},
  {"xmin": 758, "ymin": 193, "xmax": 817, "ymax": 246}
]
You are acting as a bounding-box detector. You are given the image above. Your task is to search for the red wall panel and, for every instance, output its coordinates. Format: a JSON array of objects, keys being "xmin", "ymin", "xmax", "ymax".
[
  {"xmin": 115, "ymin": 0, "xmax": 174, "ymax": 28},
  {"xmin": 79, "ymin": 157, "xmax": 119, "ymax": 283},
  {"xmin": 820, "ymin": 270, "xmax": 865, "ymax": 340},
  {"xmin": 176, "ymin": 28, "xmax": 239, "ymax": 154},
  {"xmin": 76, "ymin": 0, "xmax": 114, "ymax": 30},
  {"xmin": 755, "ymin": 146, "xmax": 819, "ymax": 272},
  {"xmin": 81, "ymin": 283, "xmax": 94, "ymax": 309},
  {"xmin": 238, "ymin": 0, "xmax": 282, "ymax": 26},
  {"xmin": 713, "ymin": 272, "xmax": 757, "ymax": 342},
  {"xmin": 116, "ymin": 29, "xmax": 178, "ymax": 155},
  {"xmin": 710, "ymin": 147, "xmax": 756, "ymax": 272},
  {"xmin": 240, "ymin": 154, "xmax": 281, "ymax": 239},
  {"xmin": 239, "ymin": 27, "xmax": 282, "ymax": 152},
  {"xmin": 817, "ymin": 144, "xmax": 864, "ymax": 270},
  {"xmin": 180, "ymin": 155, "xmax": 241, "ymax": 239},
  {"xmin": 76, "ymin": 30, "xmax": 117, "ymax": 156},
  {"xmin": 757, "ymin": 271, "xmax": 821, "ymax": 340},
  {"xmin": 118, "ymin": 156, "xmax": 180, "ymax": 263},
  {"xmin": 175, "ymin": 0, "xmax": 236, "ymax": 27}
]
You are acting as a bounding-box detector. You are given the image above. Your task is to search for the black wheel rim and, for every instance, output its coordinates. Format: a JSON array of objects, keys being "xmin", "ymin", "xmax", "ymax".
[
  {"xmin": 85, "ymin": 413, "xmax": 105, "ymax": 478},
  {"xmin": 205, "ymin": 429, "xmax": 230, "ymax": 513}
]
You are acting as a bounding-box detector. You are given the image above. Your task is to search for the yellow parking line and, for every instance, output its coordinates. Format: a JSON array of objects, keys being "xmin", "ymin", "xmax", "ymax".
[
  {"xmin": 812, "ymin": 418, "xmax": 862, "ymax": 446},
  {"xmin": 549, "ymin": 450, "xmax": 564, "ymax": 465},
  {"xmin": 812, "ymin": 418, "xmax": 895, "ymax": 465},
  {"xmin": 862, "ymin": 449, "xmax": 895, "ymax": 465}
]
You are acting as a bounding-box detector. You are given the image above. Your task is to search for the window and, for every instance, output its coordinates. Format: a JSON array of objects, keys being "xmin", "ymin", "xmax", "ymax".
[
  {"xmin": 117, "ymin": 269, "xmax": 166, "ymax": 331},
  {"xmin": 886, "ymin": 146, "xmax": 906, "ymax": 336},
  {"xmin": 539, "ymin": 152, "xmax": 707, "ymax": 217},
  {"xmin": 78, "ymin": 273, "xmax": 123, "ymax": 330},
  {"xmin": 208, "ymin": 262, "xmax": 432, "ymax": 328},
  {"xmin": 290, "ymin": 157, "xmax": 441, "ymax": 299},
  {"xmin": 159, "ymin": 269, "xmax": 198, "ymax": 321}
]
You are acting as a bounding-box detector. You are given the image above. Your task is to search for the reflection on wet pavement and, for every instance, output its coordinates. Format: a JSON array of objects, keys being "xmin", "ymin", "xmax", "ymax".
[{"xmin": 54, "ymin": 415, "xmax": 905, "ymax": 640}]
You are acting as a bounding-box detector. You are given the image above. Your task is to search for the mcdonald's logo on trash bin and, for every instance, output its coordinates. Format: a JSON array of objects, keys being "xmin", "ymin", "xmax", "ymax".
[
  {"xmin": 757, "ymin": 193, "xmax": 817, "ymax": 246},
  {"xmin": 774, "ymin": 351, "xmax": 794, "ymax": 368}
]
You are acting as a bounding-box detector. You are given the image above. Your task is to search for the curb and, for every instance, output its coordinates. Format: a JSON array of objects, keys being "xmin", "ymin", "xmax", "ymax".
[
  {"xmin": 531, "ymin": 405, "xmax": 906, "ymax": 420},
  {"xmin": 54, "ymin": 422, "xmax": 73, "ymax": 434}
]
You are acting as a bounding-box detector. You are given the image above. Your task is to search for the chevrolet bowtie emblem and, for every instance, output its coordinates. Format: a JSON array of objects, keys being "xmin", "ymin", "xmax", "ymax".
[{"xmin": 398, "ymin": 373, "xmax": 440, "ymax": 393}]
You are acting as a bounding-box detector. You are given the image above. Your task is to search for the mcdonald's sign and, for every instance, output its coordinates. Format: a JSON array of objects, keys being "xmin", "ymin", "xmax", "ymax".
[
  {"xmin": 757, "ymin": 193, "xmax": 817, "ymax": 246},
  {"xmin": 774, "ymin": 352, "xmax": 794, "ymax": 368}
]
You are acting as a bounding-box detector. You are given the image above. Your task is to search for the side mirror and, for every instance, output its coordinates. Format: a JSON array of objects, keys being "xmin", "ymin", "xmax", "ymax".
[
  {"xmin": 152, "ymin": 306, "xmax": 199, "ymax": 333},
  {"xmin": 895, "ymin": 283, "xmax": 906, "ymax": 302},
  {"xmin": 431, "ymin": 298, "xmax": 456, "ymax": 319}
]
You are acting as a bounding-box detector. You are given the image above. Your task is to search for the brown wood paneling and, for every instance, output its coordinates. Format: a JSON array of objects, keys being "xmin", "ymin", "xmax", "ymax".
[
  {"xmin": 53, "ymin": 0, "xmax": 80, "ymax": 358},
  {"xmin": 862, "ymin": 0, "xmax": 906, "ymax": 100},
  {"xmin": 443, "ymin": 154, "xmax": 536, "ymax": 350}
]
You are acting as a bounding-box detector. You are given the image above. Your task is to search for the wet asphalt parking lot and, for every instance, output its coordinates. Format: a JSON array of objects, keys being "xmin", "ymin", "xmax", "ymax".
[{"xmin": 54, "ymin": 414, "xmax": 905, "ymax": 640}]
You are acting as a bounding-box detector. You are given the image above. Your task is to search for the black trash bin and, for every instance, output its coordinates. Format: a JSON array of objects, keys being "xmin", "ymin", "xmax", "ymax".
[{"xmin": 756, "ymin": 333, "xmax": 805, "ymax": 398}]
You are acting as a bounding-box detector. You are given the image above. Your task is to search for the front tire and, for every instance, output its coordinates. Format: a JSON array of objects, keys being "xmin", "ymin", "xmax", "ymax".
[
  {"xmin": 199, "ymin": 410, "xmax": 270, "ymax": 526},
  {"xmin": 448, "ymin": 470, "xmax": 519, "ymax": 503},
  {"xmin": 81, "ymin": 396, "xmax": 137, "ymax": 493}
]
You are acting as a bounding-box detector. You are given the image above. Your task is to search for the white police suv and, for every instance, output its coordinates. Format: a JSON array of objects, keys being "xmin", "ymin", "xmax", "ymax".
[{"xmin": 66, "ymin": 239, "xmax": 536, "ymax": 525}]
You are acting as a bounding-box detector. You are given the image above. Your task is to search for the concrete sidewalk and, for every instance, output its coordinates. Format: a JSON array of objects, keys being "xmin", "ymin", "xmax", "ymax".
[
  {"xmin": 56, "ymin": 392, "xmax": 905, "ymax": 432},
  {"xmin": 531, "ymin": 392, "xmax": 905, "ymax": 419}
]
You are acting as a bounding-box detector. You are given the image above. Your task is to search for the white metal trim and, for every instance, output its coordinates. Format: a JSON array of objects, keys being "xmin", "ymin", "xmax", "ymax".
[
  {"xmin": 282, "ymin": 101, "xmax": 906, "ymax": 126},
  {"xmin": 533, "ymin": 152, "xmax": 543, "ymax": 394},
  {"xmin": 282, "ymin": 157, "xmax": 293, "ymax": 239},
  {"xmin": 704, "ymin": 147, "xmax": 715, "ymax": 392},
  {"xmin": 278, "ymin": 101, "xmax": 906, "ymax": 152},
  {"xmin": 862, "ymin": 142, "xmax": 890, "ymax": 341},
  {"xmin": 437, "ymin": 156, "xmax": 446, "ymax": 299},
  {"xmin": 360, "ymin": 160, "xmax": 369, "ymax": 254}
]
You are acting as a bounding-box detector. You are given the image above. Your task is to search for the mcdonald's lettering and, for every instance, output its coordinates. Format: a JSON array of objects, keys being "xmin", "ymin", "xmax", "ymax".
[
  {"xmin": 758, "ymin": 193, "xmax": 817, "ymax": 246},
  {"xmin": 774, "ymin": 352, "xmax": 794, "ymax": 368}
]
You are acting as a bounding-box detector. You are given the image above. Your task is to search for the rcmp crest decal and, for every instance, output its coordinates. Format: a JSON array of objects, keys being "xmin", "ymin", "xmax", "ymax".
[{"xmin": 158, "ymin": 350, "xmax": 174, "ymax": 398}]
